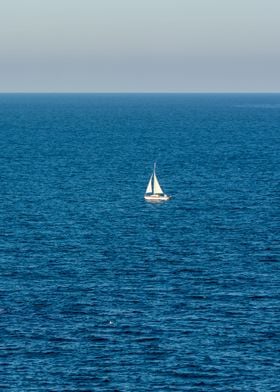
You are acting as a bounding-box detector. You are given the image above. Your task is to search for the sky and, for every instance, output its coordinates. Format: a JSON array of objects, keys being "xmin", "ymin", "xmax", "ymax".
[{"xmin": 0, "ymin": 0, "xmax": 280, "ymax": 92}]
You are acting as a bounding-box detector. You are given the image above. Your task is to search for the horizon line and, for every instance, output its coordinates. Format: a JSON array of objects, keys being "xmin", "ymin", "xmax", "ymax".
[{"xmin": 0, "ymin": 91, "xmax": 280, "ymax": 94}]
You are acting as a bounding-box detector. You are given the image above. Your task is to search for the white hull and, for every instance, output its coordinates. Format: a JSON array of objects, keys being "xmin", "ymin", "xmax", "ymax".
[{"xmin": 144, "ymin": 194, "xmax": 171, "ymax": 202}]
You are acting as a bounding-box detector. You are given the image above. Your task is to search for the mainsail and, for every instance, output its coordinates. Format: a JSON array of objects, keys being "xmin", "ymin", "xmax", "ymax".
[{"xmin": 153, "ymin": 172, "xmax": 164, "ymax": 194}]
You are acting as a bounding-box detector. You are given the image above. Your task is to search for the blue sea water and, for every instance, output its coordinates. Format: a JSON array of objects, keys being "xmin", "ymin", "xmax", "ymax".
[{"xmin": 0, "ymin": 93, "xmax": 279, "ymax": 391}]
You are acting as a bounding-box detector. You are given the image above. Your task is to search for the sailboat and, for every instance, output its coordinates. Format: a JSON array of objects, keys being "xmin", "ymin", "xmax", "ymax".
[{"xmin": 144, "ymin": 163, "xmax": 171, "ymax": 201}]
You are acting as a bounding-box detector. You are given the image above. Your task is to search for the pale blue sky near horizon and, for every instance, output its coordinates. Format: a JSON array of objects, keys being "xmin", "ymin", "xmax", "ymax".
[{"xmin": 0, "ymin": 0, "xmax": 280, "ymax": 92}]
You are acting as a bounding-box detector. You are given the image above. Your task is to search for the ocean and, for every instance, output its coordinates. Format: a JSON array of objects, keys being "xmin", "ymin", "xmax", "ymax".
[{"xmin": 0, "ymin": 93, "xmax": 279, "ymax": 391}]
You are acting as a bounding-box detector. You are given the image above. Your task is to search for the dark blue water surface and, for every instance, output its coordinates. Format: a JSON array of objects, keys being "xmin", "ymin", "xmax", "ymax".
[{"xmin": 0, "ymin": 93, "xmax": 279, "ymax": 391}]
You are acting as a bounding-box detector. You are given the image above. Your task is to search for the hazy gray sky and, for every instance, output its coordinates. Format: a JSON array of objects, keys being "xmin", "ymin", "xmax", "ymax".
[{"xmin": 0, "ymin": 0, "xmax": 279, "ymax": 92}]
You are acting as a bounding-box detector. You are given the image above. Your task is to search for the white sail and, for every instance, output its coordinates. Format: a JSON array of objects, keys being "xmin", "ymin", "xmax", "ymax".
[
  {"xmin": 153, "ymin": 173, "xmax": 164, "ymax": 194},
  {"xmin": 144, "ymin": 163, "xmax": 171, "ymax": 201},
  {"xmin": 145, "ymin": 175, "xmax": 153, "ymax": 194}
]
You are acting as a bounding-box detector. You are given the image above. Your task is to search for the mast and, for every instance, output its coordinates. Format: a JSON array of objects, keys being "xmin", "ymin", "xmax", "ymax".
[{"xmin": 153, "ymin": 162, "xmax": 155, "ymax": 194}]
